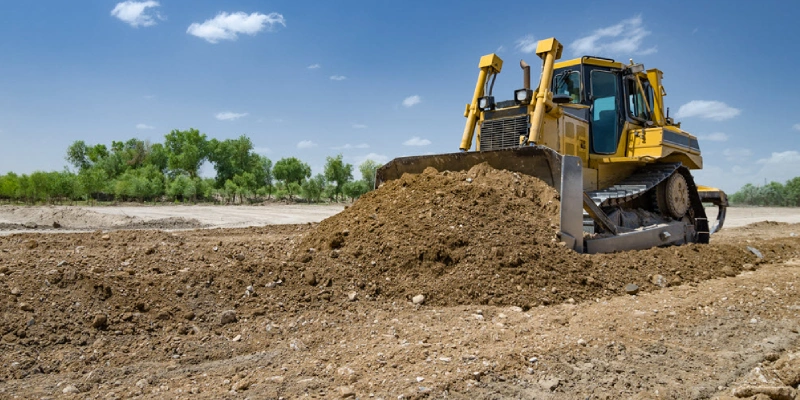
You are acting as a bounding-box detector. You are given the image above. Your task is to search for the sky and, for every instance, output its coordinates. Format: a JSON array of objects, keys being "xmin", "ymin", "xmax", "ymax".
[{"xmin": 0, "ymin": 0, "xmax": 798, "ymax": 192}]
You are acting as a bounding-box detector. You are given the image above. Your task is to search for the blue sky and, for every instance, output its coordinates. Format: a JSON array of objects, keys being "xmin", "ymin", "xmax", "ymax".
[{"xmin": 0, "ymin": 1, "xmax": 798, "ymax": 192}]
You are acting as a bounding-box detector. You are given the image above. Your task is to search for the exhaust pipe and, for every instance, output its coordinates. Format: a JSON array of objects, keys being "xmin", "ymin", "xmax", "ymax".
[{"xmin": 520, "ymin": 60, "xmax": 530, "ymax": 89}]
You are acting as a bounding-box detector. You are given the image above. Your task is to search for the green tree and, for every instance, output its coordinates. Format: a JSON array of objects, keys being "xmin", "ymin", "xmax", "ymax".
[
  {"xmin": 343, "ymin": 180, "xmax": 370, "ymax": 201},
  {"xmin": 324, "ymin": 154, "xmax": 353, "ymax": 201},
  {"xmin": 164, "ymin": 128, "xmax": 208, "ymax": 178},
  {"xmin": 273, "ymin": 157, "xmax": 311, "ymax": 198},
  {"xmin": 66, "ymin": 140, "xmax": 91, "ymax": 171},
  {"xmin": 786, "ymin": 177, "xmax": 800, "ymax": 206},
  {"xmin": 0, "ymin": 173, "xmax": 20, "ymax": 201},
  {"xmin": 78, "ymin": 167, "xmax": 109, "ymax": 204},
  {"xmin": 262, "ymin": 157, "xmax": 274, "ymax": 199},
  {"xmin": 358, "ymin": 159, "xmax": 382, "ymax": 191},
  {"xmin": 302, "ymin": 174, "xmax": 326, "ymax": 203}
]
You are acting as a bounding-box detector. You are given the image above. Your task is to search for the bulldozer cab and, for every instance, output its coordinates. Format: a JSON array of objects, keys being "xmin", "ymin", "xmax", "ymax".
[{"xmin": 552, "ymin": 58, "xmax": 658, "ymax": 156}]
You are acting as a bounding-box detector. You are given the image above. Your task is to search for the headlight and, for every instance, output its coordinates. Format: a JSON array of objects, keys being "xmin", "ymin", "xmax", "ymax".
[
  {"xmin": 478, "ymin": 96, "xmax": 495, "ymax": 110},
  {"xmin": 514, "ymin": 89, "xmax": 532, "ymax": 104}
]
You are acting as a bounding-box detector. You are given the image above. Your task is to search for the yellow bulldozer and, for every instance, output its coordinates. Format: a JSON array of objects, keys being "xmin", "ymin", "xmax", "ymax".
[{"xmin": 376, "ymin": 37, "xmax": 728, "ymax": 253}]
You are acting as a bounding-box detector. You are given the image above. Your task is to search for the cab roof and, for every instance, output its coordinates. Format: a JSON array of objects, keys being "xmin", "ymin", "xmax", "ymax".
[{"xmin": 554, "ymin": 57, "xmax": 623, "ymax": 69}]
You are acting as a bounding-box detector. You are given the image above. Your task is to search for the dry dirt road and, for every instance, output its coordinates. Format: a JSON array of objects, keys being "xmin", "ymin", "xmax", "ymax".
[{"xmin": 0, "ymin": 174, "xmax": 799, "ymax": 400}]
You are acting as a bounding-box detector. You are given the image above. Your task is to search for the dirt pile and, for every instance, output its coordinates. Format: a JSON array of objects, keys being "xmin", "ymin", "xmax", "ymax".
[{"xmin": 294, "ymin": 165, "xmax": 786, "ymax": 308}]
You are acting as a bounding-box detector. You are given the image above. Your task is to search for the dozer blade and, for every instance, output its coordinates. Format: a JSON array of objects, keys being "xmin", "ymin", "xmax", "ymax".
[
  {"xmin": 697, "ymin": 186, "xmax": 728, "ymax": 234},
  {"xmin": 376, "ymin": 146, "xmax": 564, "ymax": 188}
]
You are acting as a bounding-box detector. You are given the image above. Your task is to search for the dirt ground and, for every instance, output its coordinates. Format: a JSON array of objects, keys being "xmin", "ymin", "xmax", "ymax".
[{"xmin": 1, "ymin": 168, "xmax": 799, "ymax": 399}]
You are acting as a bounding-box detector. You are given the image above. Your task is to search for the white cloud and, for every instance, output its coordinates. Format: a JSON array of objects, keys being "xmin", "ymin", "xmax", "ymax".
[
  {"xmin": 297, "ymin": 140, "xmax": 317, "ymax": 149},
  {"xmin": 215, "ymin": 111, "xmax": 248, "ymax": 121},
  {"xmin": 698, "ymin": 132, "xmax": 729, "ymax": 142},
  {"xmin": 352, "ymin": 123, "xmax": 367, "ymax": 129},
  {"xmin": 793, "ymin": 123, "xmax": 800, "ymax": 131},
  {"xmin": 307, "ymin": 64, "xmax": 321, "ymax": 69},
  {"xmin": 496, "ymin": 45, "xmax": 505, "ymax": 53},
  {"xmin": 136, "ymin": 123, "xmax": 154, "ymax": 130},
  {"xmin": 354, "ymin": 153, "xmax": 389, "ymax": 165},
  {"xmin": 756, "ymin": 151, "xmax": 800, "ymax": 165},
  {"xmin": 402, "ymin": 95, "xmax": 421, "ymax": 107},
  {"xmin": 722, "ymin": 148, "xmax": 752, "ymax": 161},
  {"xmin": 253, "ymin": 147, "xmax": 271, "ymax": 154},
  {"xmin": 675, "ymin": 100, "xmax": 741, "ymax": 121},
  {"xmin": 111, "ymin": 1, "xmax": 162, "ymax": 27},
  {"xmin": 333, "ymin": 143, "xmax": 370, "ymax": 150},
  {"xmin": 569, "ymin": 15, "xmax": 656, "ymax": 56},
  {"xmin": 187, "ymin": 12, "xmax": 285, "ymax": 43},
  {"xmin": 403, "ymin": 136, "xmax": 431, "ymax": 146},
  {"xmin": 515, "ymin": 35, "xmax": 537, "ymax": 53},
  {"xmin": 330, "ymin": 75, "xmax": 347, "ymax": 81}
]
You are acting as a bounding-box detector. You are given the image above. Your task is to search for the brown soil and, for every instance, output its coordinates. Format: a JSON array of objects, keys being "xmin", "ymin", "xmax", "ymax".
[{"xmin": 0, "ymin": 166, "xmax": 799, "ymax": 399}]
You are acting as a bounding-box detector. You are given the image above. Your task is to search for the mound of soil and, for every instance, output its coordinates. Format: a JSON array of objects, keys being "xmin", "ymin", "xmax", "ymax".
[
  {"xmin": 116, "ymin": 217, "xmax": 206, "ymax": 230},
  {"xmin": 293, "ymin": 164, "xmax": 780, "ymax": 308}
]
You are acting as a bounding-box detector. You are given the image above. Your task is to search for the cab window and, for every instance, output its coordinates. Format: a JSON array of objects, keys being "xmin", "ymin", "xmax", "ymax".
[
  {"xmin": 590, "ymin": 70, "xmax": 620, "ymax": 154},
  {"xmin": 626, "ymin": 76, "xmax": 654, "ymax": 122},
  {"xmin": 553, "ymin": 71, "xmax": 581, "ymax": 104}
]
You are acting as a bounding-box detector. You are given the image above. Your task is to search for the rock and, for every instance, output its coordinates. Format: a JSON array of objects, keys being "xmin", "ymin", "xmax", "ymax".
[
  {"xmin": 62, "ymin": 384, "xmax": 80, "ymax": 394},
  {"xmin": 101, "ymin": 234, "xmax": 110, "ymax": 241},
  {"xmin": 625, "ymin": 284, "xmax": 639, "ymax": 295},
  {"xmin": 747, "ymin": 246, "xmax": 764, "ymax": 259},
  {"xmin": 304, "ymin": 272, "xmax": 317, "ymax": 286},
  {"xmin": 651, "ymin": 274, "xmax": 667, "ymax": 287},
  {"xmin": 232, "ymin": 335, "xmax": 241, "ymax": 342},
  {"xmin": 183, "ymin": 311, "xmax": 196, "ymax": 321},
  {"xmin": 53, "ymin": 221, "xmax": 61, "ymax": 228},
  {"xmin": 731, "ymin": 385, "xmax": 796, "ymax": 399},
  {"xmin": 92, "ymin": 314, "xmax": 108, "ymax": 329},
  {"xmin": 538, "ymin": 376, "xmax": 560, "ymax": 391},
  {"xmin": 347, "ymin": 291, "xmax": 358, "ymax": 302},
  {"xmin": 232, "ymin": 379, "xmax": 250, "ymax": 391},
  {"xmin": 742, "ymin": 263, "xmax": 755, "ymax": 271},
  {"xmin": 337, "ymin": 386, "xmax": 356, "ymax": 398},
  {"xmin": 234, "ymin": 253, "xmax": 245, "ymax": 261},
  {"xmin": 0, "ymin": 266, "xmax": 9, "ymax": 275},
  {"xmin": 24, "ymin": 222, "xmax": 37, "ymax": 229},
  {"xmin": 220, "ymin": 310, "xmax": 237, "ymax": 325},
  {"xmin": 135, "ymin": 379, "xmax": 148, "ymax": 389},
  {"xmin": 10, "ymin": 287, "xmax": 20, "ymax": 296},
  {"xmin": 23, "ymin": 239, "xmax": 38, "ymax": 249},
  {"xmin": 19, "ymin": 303, "xmax": 33, "ymax": 312},
  {"xmin": 577, "ymin": 338, "xmax": 587, "ymax": 346},
  {"xmin": 412, "ymin": 294, "xmax": 426, "ymax": 305},
  {"xmin": 721, "ymin": 266, "xmax": 737, "ymax": 277}
]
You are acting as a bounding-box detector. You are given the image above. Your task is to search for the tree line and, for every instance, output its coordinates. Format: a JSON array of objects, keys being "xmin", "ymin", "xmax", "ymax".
[
  {"xmin": 0, "ymin": 128, "xmax": 382, "ymax": 205},
  {"xmin": 729, "ymin": 177, "xmax": 800, "ymax": 206}
]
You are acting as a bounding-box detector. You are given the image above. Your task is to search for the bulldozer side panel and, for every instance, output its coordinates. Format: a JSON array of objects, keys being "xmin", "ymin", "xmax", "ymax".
[
  {"xmin": 626, "ymin": 126, "xmax": 703, "ymax": 169},
  {"xmin": 594, "ymin": 161, "xmax": 640, "ymax": 190}
]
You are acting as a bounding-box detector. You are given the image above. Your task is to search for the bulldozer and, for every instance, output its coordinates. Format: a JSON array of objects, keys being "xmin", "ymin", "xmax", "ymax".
[{"xmin": 376, "ymin": 37, "xmax": 728, "ymax": 253}]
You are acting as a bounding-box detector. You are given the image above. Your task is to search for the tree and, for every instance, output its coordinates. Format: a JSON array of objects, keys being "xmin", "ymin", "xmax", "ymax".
[
  {"xmin": 273, "ymin": 157, "xmax": 311, "ymax": 198},
  {"xmin": 78, "ymin": 167, "xmax": 108, "ymax": 204},
  {"xmin": 786, "ymin": 177, "xmax": 800, "ymax": 206},
  {"xmin": 359, "ymin": 159, "xmax": 382, "ymax": 191},
  {"xmin": 164, "ymin": 128, "xmax": 208, "ymax": 178},
  {"xmin": 66, "ymin": 141, "xmax": 90, "ymax": 171},
  {"xmin": 262, "ymin": 157, "xmax": 274, "ymax": 199},
  {"xmin": 324, "ymin": 154, "xmax": 353, "ymax": 201},
  {"xmin": 343, "ymin": 180, "xmax": 370, "ymax": 201},
  {"xmin": 302, "ymin": 174, "xmax": 326, "ymax": 203}
]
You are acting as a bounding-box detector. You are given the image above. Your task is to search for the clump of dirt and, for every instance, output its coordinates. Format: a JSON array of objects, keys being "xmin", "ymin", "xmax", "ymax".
[{"xmin": 294, "ymin": 164, "xmax": 780, "ymax": 308}]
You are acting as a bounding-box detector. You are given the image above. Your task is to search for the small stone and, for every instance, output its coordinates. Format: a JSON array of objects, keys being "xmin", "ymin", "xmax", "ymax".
[
  {"xmin": 232, "ymin": 379, "xmax": 250, "ymax": 391},
  {"xmin": 416, "ymin": 377, "xmax": 424, "ymax": 382},
  {"xmin": 53, "ymin": 221, "xmax": 61, "ymax": 228},
  {"xmin": 92, "ymin": 314, "xmax": 108, "ymax": 329},
  {"xmin": 220, "ymin": 310, "xmax": 237, "ymax": 325},
  {"xmin": 538, "ymin": 377, "xmax": 560, "ymax": 391},
  {"xmin": 135, "ymin": 379, "xmax": 148, "ymax": 389},
  {"xmin": 750, "ymin": 318, "xmax": 758, "ymax": 324},
  {"xmin": 10, "ymin": 287, "xmax": 20, "ymax": 296},
  {"xmin": 624, "ymin": 284, "xmax": 639, "ymax": 295},
  {"xmin": 246, "ymin": 285, "xmax": 254, "ymax": 293},
  {"xmin": 529, "ymin": 357, "xmax": 539, "ymax": 363},
  {"xmin": 0, "ymin": 266, "xmax": 8, "ymax": 274},
  {"xmin": 62, "ymin": 384, "xmax": 80, "ymax": 394},
  {"xmin": 234, "ymin": 253, "xmax": 245, "ymax": 261},
  {"xmin": 651, "ymin": 274, "xmax": 667, "ymax": 287},
  {"xmin": 347, "ymin": 291, "xmax": 358, "ymax": 302},
  {"xmin": 577, "ymin": 339, "xmax": 587, "ymax": 346},
  {"xmin": 232, "ymin": 335, "xmax": 242, "ymax": 342},
  {"xmin": 19, "ymin": 303, "xmax": 34, "ymax": 312},
  {"xmin": 101, "ymin": 234, "xmax": 110, "ymax": 241},
  {"xmin": 412, "ymin": 294, "xmax": 425, "ymax": 305},
  {"xmin": 742, "ymin": 263, "xmax": 755, "ymax": 271},
  {"xmin": 337, "ymin": 386, "xmax": 356, "ymax": 398},
  {"xmin": 24, "ymin": 239, "xmax": 38, "ymax": 249},
  {"xmin": 466, "ymin": 177, "xmax": 473, "ymax": 183},
  {"xmin": 304, "ymin": 272, "xmax": 317, "ymax": 286},
  {"xmin": 721, "ymin": 266, "xmax": 737, "ymax": 277}
]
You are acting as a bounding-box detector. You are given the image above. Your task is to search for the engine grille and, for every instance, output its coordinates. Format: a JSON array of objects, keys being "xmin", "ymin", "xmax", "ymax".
[{"xmin": 479, "ymin": 115, "xmax": 530, "ymax": 150}]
